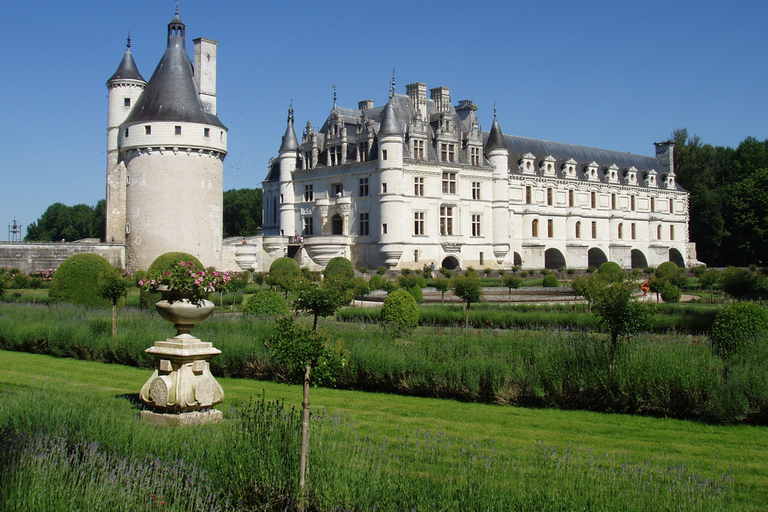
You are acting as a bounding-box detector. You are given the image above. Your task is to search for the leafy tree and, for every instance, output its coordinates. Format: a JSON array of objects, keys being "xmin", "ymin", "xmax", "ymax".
[
  {"xmin": 432, "ymin": 278, "xmax": 450, "ymax": 304},
  {"xmin": 655, "ymin": 262, "xmax": 681, "ymax": 283},
  {"xmin": 351, "ymin": 277, "xmax": 370, "ymax": 307},
  {"xmin": 252, "ymin": 272, "xmax": 266, "ymax": 291},
  {"xmin": 268, "ymin": 257, "xmax": 301, "ymax": 300},
  {"xmin": 323, "ymin": 257, "xmax": 355, "ymax": 282},
  {"xmin": 648, "ymin": 278, "xmax": 666, "ymax": 304},
  {"xmin": 570, "ymin": 274, "xmax": 606, "ymax": 311},
  {"xmin": 699, "ymin": 268, "xmax": 720, "ymax": 303},
  {"xmin": 660, "ymin": 283, "xmax": 681, "ymax": 303},
  {"xmin": 222, "ymin": 188, "xmax": 262, "ymax": 238},
  {"xmin": 502, "ymin": 275, "xmax": 522, "ymax": 304},
  {"xmin": 452, "ymin": 273, "xmax": 482, "ymax": 327},
  {"xmin": 98, "ymin": 271, "xmax": 129, "ymax": 337},
  {"xmin": 25, "ymin": 201, "xmax": 106, "ymax": 242},
  {"xmin": 720, "ymin": 267, "xmax": 754, "ymax": 301},
  {"xmin": 294, "ymin": 280, "xmax": 351, "ymax": 331},
  {"xmin": 593, "ymin": 281, "xmax": 653, "ymax": 362}
]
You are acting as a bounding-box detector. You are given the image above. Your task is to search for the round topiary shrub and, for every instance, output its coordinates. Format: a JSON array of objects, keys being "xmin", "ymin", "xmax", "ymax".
[
  {"xmin": 709, "ymin": 302, "xmax": 768, "ymax": 359},
  {"xmin": 323, "ymin": 257, "xmax": 354, "ymax": 281},
  {"xmin": 655, "ymin": 261, "xmax": 681, "ymax": 282},
  {"xmin": 243, "ymin": 290, "xmax": 289, "ymax": 317},
  {"xmin": 598, "ymin": 261, "xmax": 623, "ymax": 281},
  {"xmin": 269, "ymin": 257, "xmax": 300, "ymax": 274},
  {"xmin": 415, "ymin": 276, "xmax": 427, "ymax": 289},
  {"xmin": 381, "ymin": 289, "xmax": 419, "ymax": 332},
  {"xmin": 49, "ymin": 253, "xmax": 118, "ymax": 308},
  {"xmin": 140, "ymin": 252, "xmax": 203, "ymax": 309},
  {"xmin": 407, "ymin": 284, "xmax": 423, "ymax": 304},
  {"xmin": 542, "ymin": 273, "xmax": 559, "ymax": 288},
  {"xmin": 660, "ymin": 282, "xmax": 681, "ymax": 303},
  {"xmin": 369, "ymin": 274, "xmax": 383, "ymax": 290}
]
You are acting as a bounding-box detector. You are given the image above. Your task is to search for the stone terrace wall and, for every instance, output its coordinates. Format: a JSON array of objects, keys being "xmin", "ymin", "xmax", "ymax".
[{"xmin": 0, "ymin": 242, "xmax": 125, "ymax": 273}]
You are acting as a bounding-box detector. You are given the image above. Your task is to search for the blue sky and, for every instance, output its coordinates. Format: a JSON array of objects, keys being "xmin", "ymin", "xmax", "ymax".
[{"xmin": 2, "ymin": 0, "xmax": 766, "ymax": 240}]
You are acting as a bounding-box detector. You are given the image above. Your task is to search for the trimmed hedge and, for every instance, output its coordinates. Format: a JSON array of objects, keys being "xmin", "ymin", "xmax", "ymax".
[
  {"xmin": 243, "ymin": 291, "xmax": 289, "ymax": 317},
  {"xmin": 48, "ymin": 253, "xmax": 117, "ymax": 309}
]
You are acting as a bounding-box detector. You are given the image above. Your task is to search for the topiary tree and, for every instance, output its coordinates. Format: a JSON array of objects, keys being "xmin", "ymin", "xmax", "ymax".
[
  {"xmin": 398, "ymin": 274, "xmax": 418, "ymax": 290},
  {"xmin": 270, "ymin": 256, "xmax": 300, "ymax": 274},
  {"xmin": 542, "ymin": 274, "xmax": 559, "ymax": 288},
  {"xmin": 98, "ymin": 269, "xmax": 129, "ymax": 337},
  {"xmin": 655, "ymin": 261, "xmax": 681, "ymax": 283},
  {"xmin": 407, "ymin": 284, "xmax": 423, "ymax": 304},
  {"xmin": 351, "ymin": 277, "xmax": 370, "ymax": 307},
  {"xmin": 243, "ymin": 290, "xmax": 289, "ymax": 317},
  {"xmin": 709, "ymin": 302, "xmax": 768, "ymax": 359},
  {"xmin": 598, "ymin": 261, "xmax": 624, "ymax": 282},
  {"xmin": 294, "ymin": 280, "xmax": 351, "ymax": 331},
  {"xmin": 415, "ymin": 276, "xmax": 427, "ymax": 289},
  {"xmin": 140, "ymin": 252, "xmax": 202, "ymax": 309},
  {"xmin": 323, "ymin": 257, "xmax": 354, "ymax": 282},
  {"xmin": 267, "ymin": 257, "xmax": 301, "ymax": 300},
  {"xmin": 49, "ymin": 253, "xmax": 117, "ymax": 308},
  {"xmin": 502, "ymin": 275, "xmax": 522, "ymax": 304},
  {"xmin": 699, "ymin": 268, "xmax": 720, "ymax": 304},
  {"xmin": 432, "ymin": 278, "xmax": 450, "ymax": 304},
  {"xmin": 660, "ymin": 282, "xmax": 681, "ymax": 303},
  {"xmin": 452, "ymin": 273, "xmax": 482, "ymax": 327},
  {"xmin": 368, "ymin": 274, "xmax": 383, "ymax": 290},
  {"xmin": 381, "ymin": 289, "xmax": 419, "ymax": 333}
]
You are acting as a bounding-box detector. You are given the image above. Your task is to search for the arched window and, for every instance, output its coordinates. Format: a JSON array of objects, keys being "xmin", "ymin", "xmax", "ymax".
[
  {"xmin": 532, "ymin": 219, "xmax": 539, "ymax": 237},
  {"xmin": 575, "ymin": 221, "xmax": 581, "ymax": 238},
  {"xmin": 618, "ymin": 223, "xmax": 623, "ymax": 239}
]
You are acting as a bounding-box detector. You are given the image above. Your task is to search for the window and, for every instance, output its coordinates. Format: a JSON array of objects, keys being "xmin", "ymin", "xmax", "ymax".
[
  {"xmin": 414, "ymin": 212, "xmax": 425, "ymax": 235},
  {"xmin": 470, "ymin": 147, "xmax": 481, "ymax": 166},
  {"xmin": 591, "ymin": 191, "xmax": 596, "ymax": 208},
  {"xmin": 413, "ymin": 140, "xmax": 425, "ymax": 160},
  {"xmin": 670, "ymin": 225, "xmax": 675, "ymax": 240},
  {"xmin": 442, "ymin": 172, "xmax": 456, "ymax": 194},
  {"xmin": 441, "ymin": 143, "xmax": 455, "ymax": 163},
  {"xmin": 631, "ymin": 223, "xmax": 636, "ymax": 240},
  {"xmin": 124, "ymin": 128, "xmax": 129, "ymax": 137},
  {"xmin": 359, "ymin": 141, "xmax": 369, "ymax": 162},
  {"xmin": 333, "ymin": 183, "xmax": 343, "ymax": 198},
  {"xmin": 382, "ymin": 149, "xmax": 388, "ymax": 161},
  {"xmin": 303, "ymin": 150, "xmax": 314, "ymax": 169},
  {"xmin": 303, "ymin": 216, "xmax": 314, "ymax": 236},
  {"xmin": 631, "ymin": 195, "xmax": 636, "ymax": 211},
  {"xmin": 575, "ymin": 221, "xmax": 581, "ymax": 238},
  {"xmin": 359, "ymin": 213, "xmax": 370, "ymax": 236},
  {"xmin": 547, "ymin": 188, "xmax": 553, "ymax": 206},
  {"xmin": 669, "ymin": 199, "xmax": 674, "ymax": 213},
  {"xmin": 532, "ymin": 219, "xmax": 539, "ymax": 237},
  {"xmin": 124, "ymin": 98, "xmax": 131, "ymax": 107},
  {"xmin": 382, "ymin": 224, "xmax": 387, "ymax": 234},
  {"xmin": 145, "ymin": 125, "xmax": 151, "ymax": 135},
  {"xmin": 472, "ymin": 182, "xmax": 481, "ymax": 200},
  {"xmin": 382, "ymin": 183, "xmax": 387, "ymax": 193},
  {"xmin": 547, "ymin": 219, "xmax": 554, "ymax": 238},
  {"xmin": 657, "ymin": 225, "xmax": 662, "ymax": 239},
  {"xmin": 359, "ymin": 177, "xmax": 369, "ymax": 197},
  {"xmin": 304, "ymin": 184, "xmax": 314, "ymax": 202},
  {"xmin": 618, "ymin": 223, "xmax": 623, "ymax": 239},
  {"xmin": 414, "ymin": 177, "xmax": 424, "ymax": 196},
  {"xmin": 526, "ymin": 186, "xmax": 532, "ymax": 204},
  {"xmin": 329, "ymin": 146, "xmax": 342, "ymax": 166},
  {"xmin": 471, "ymin": 214, "xmax": 481, "ymax": 237},
  {"xmin": 479, "ymin": 252, "xmax": 484, "ymax": 265},
  {"xmin": 650, "ymin": 197, "xmax": 655, "ymax": 212},
  {"xmin": 204, "ymin": 127, "xmax": 210, "ymax": 137},
  {"xmin": 611, "ymin": 194, "xmax": 616, "ymax": 210},
  {"xmin": 439, "ymin": 206, "xmax": 454, "ymax": 235},
  {"xmin": 414, "ymin": 250, "xmax": 419, "ymax": 263},
  {"xmin": 592, "ymin": 221, "xmax": 597, "ymax": 239},
  {"xmin": 175, "ymin": 125, "xmax": 182, "ymax": 135},
  {"xmin": 569, "ymin": 189, "xmax": 574, "ymax": 207}
]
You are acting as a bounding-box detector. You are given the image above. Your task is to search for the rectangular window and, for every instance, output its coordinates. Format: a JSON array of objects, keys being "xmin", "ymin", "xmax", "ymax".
[
  {"xmin": 592, "ymin": 221, "xmax": 597, "ymax": 239},
  {"xmin": 333, "ymin": 183, "xmax": 343, "ymax": 198},
  {"xmin": 439, "ymin": 206, "xmax": 454, "ymax": 235},
  {"xmin": 442, "ymin": 172, "xmax": 456, "ymax": 194},
  {"xmin": 204, "ymin": 127, "xmax": 210, "ymax": 137},
  {"xmin": 145, "ymin": 125, "xmax": 151, "ymax": 135},
  {"xmin": 124, "ymin": 98, "xmax": 131, "ymax": 107},
  {"xmin": 303, "ymin": 216, "xmax": 314, "ymax": 236},
  {"xmin": 479, "ymin": 252, "xmax": 484, "ymax": 265},
  {"xmin": 359, "ymin": 141, "xmax": 369, "ymax": 162},
  {"xmin": 532, "ymin": 219, "xmax": 539, "ymax": 237},
  {"xmin": 591, "ymin": 191, "xmax": 596, "ymax": 208},
  {"xmin": 382, "ymin": 223, "xmax": 387, "ymax": 234},
  {"xmin": 303, "ymin": 151, "xmax": 314, "ymax": 169},
  {"xmin": 359, "ymin": 177, "xmax": 369, "ymax": 197},
  {"xmin": 175, "ymin": 125, "xmax": 182, "ymax": 135},
  {"xmin": 329, "ymin": 146, "xmax": 342, "ymax": 166},
  {"xmin": 631, "ymin": 195, "xmax": 636, "ymax": 211},
  {"xmin": 441, "ymin": 143, "xmax": 455, "ymax": 163},
  {"xmin": 304, "ymin": 184, "xmax": 314, "ymax": 202},
  {"xmin": 670, "ymin": 225, "xmax": 675, "ymax": 240},
  {"xmin": 471, "ymin": 214, "xmax": 481, "ymax": 237},
  {"xmin": 413, "ymin": 140, "xmax": 425, "ymax": 160},
  {"xmin": 414, "ymin": 212, "xmax": 425, "ymax": 235},
  {"xmin": 359, "ymin": 213, "xmax": 369, "ymax": 236},
  {"xmin": 124, "ymin": 128, "xmax": 129, "ymax": 137},
  {"xmin": 669, "ymin": 198, "xmax": 674, "ymax": 213},
  {"xmin": 414, "ymin": 250, "xmax": 419, "ymax": 263},
  {"xmin": 472, "ymin": 182, "xmax": 481, "ymax": 200},
  {"xmin": 547, "ymin": 188, "xmax": 553, "ymax": 206},
  {"xmin": 526, "ymin": 186, "xmax": 532, "ymax": 204},
  {"xmin": 657, "ymin": 225, "xmax": 662, "ymax": 239},
  {"xmin": 651, "ymin": 197, "xmax": 655, "ymax": 212},
  {"xmin": 382, "ymin": 183, "xmax": 387, "ymax": 193},
  {"xmin": 382, "ymin": 149, "xmax": 388, "ymax": 161},
  {"xmin": 470, "ymin": 147, "xmax": 481, "ymax": 166},
  {"xmin": 547, "ymin": 219, "xmax": 554, "ymax": 238},
  {"xmin": 611, "ymin": 194, "xmax": 616, "ymax": 209},
  {"xmin": 414, "ymin": 177, "xmax": 424, "ymax": 196},
  {"xmin": 631, "ymin": 223, "xmax": 636, "ymax": 240},
  {"xmin": 569, "ymin": 189, "xmax": 574, "ymax": 207}
]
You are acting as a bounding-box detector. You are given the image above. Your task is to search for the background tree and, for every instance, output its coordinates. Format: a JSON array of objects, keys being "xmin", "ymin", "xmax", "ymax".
[
  {"xmin": 25, "ymin": 201, "xmax": 106, "ymax": 242},
  {"xmin": 98, "ymin": 271, "xmax": 128, "ymax": 337},
  {"xmin": 222, "ymin": 188, "xmax": 262, "ymax": 238},
  {"xmin": 720, "ymin": 267, "xmax": 754, "ymax": 301},
  {"xmin": 452, "ymin": 273, "xmax": 482, "ymax": 327}
]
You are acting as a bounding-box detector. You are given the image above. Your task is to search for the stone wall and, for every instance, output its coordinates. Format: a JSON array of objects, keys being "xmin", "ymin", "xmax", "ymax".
[{"xmin": 0, "ymin": 242, "xmax": 125, "ymax": 273}]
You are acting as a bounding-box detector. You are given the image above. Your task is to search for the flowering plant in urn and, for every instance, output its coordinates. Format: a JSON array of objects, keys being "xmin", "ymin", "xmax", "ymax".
[{"xmin": 139, "ymin": 260, "xmax": 232, "ymax": 305}]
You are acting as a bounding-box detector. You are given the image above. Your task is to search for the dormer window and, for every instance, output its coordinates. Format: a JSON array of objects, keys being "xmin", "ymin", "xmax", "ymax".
[
  {"xmin": 329, "ymin": 146, "xmax": 342, "ymax": 166},
  {"xmin": 606, "ymin": 164, "xmax": 619, "ymax": 183},
  {"xmin": 520, "ymin": 153, "xmax": 536, "ymax": 175},
  {"xmin": 563, "ymin": 158, "xmax": 578, "ymax": 179},
  {"xmin": 470, "ymin": 147, "xmax": 481, "ymax": 166},
  {"xmin": 441, "ymin": 143, "xmax": 455, "ymax": 163},
  {"xmin": 541, "ymin": 156, "xmax": 556, "ymax": 177},
  {"xmin": 359, "ymin": 141, "xmax": 370, "ymax": 162},
  {"xmin": 413, "ymin": 139, "xmax": 425, "ymax": 160},
  {"xmin": 303, "ymin": 150, "xmax": 314, "ymax": 169}
]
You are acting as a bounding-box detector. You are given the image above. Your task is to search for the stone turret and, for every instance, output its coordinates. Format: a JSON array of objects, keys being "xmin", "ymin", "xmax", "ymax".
[
  {"xmin": 377, "ymin": 97, "xmax": 405, "ymax": 267},
  {"xmin": 485, "ymin": 110, "xmax": 510, "ymax": 263},
  {"xmin": 278, "ymin": 105, "xmax": 299, "ymax": 236}
]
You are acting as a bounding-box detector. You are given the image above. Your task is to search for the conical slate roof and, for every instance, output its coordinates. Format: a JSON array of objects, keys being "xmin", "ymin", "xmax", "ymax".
[
  {"xmin": 378, "ymin": 99, "xmax": 401, "ymax": 137},
  {"xmin": 279, "ymin": 105, "xmax": 299, "ymax": 152},
  {"xmin": 484, "ymin": 116, "xmax": 508, "ymax": 155},
  {"xmin": 108, "ymin": 44, "xmax": 145, "ymax": 84},
  {"xmin": 123, "ymin": 12, "xmax": 225, "ymax": 128}
]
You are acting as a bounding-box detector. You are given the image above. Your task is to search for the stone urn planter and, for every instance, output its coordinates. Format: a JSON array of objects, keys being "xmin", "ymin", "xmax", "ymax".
[{"xmin": 139, "ymin": 289, "xmax": 225, "ymax": 425}]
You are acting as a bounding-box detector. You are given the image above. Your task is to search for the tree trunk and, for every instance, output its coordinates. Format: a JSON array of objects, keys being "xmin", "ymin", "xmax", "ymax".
[
  {"xmin": 111, "ymin": 304, "xmax": 117, "ymax": 338},
  {"xmin": 299, "ymin": 364, "xmax": 311, "ymax": 510}
]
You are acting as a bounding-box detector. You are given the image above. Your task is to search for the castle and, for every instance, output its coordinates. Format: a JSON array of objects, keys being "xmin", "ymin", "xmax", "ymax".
[
  {"xmin": 260, "ymin": 80, "xmax": 697, "ymax": 272},
  {"xmin": 96, "ymin": 8, "xmax": 696, "ymax": 274}
]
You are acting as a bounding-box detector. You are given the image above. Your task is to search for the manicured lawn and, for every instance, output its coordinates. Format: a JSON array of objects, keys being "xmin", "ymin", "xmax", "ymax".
[{"xmin": 1, "ymin": 349, "xmax": 765, "ymax": 508}]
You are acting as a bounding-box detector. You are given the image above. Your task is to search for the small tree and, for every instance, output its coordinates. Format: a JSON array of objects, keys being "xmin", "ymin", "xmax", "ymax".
[
  {"xmin": 593, "ymin": 281, "xmax": 653, "ymax": 363},
  {"xmin": 29, "ymin": 276, "xmax": 44, "ymax": 304},
  {"xmin": 243, "ymin": 290, "xmax": 289, "ymax": 317},
  {"xmin": 655, "ymin": 261, "xmax": 681, "ymax": 283},
  {"xmin": 98, "ymin": 271, "xmax": 128, "ymax": 338},
  {"xmin": 542, "ymin": 274, "xmax": 559, "ymax": 288},
  {"xmin": 502, "ymin": 275, "xmax": 522, "ymax": 304},
  {"xmin": 351, "ymin": 277, "xmax": 370, "ymax": 307},
  {"xmin": 252, "ymin": 272, "xmax": 266, "ymax": 291},
  {"xmin": 452, "ymin": 273, "xmax": 482, "ymax": 327},
  {"xmin": 699, "ymin": 268, "xmax": 720, "ymax": 304},
  {"xmin": 660, "ymin": 282, "xmax": 682, "ymax": 303},
  {"xmin": 294, "ymin": 280, "xmax": 350, "ymax": 331},
  {"xmin": 432, "ymin": 278, "xmax": 450, "ymax": 304},
  {"xmin": 648, "ymin": 277, "xmax": 666, "ymax": 304},
  {"xmin": 571, "ymin": 274, "xmax": 606, "ymax": 311},
  {"xmin": 381, "ymin": 289, "xmax": 419, "ymax": 333}
]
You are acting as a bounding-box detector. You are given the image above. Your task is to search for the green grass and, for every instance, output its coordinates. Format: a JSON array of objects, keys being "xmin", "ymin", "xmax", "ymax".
[{"xmin": 1, "ymin": 349, "xmax": 765, "ymax": 509}]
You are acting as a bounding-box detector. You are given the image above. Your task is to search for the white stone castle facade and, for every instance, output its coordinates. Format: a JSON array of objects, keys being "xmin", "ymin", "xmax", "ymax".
[
  {"xmin": 100, "ymin": 10, "xmax": 696, "ymax": 273},
  {"xmin": 260, "ymin": 81, "xmax": 697, "ymax": 272}
]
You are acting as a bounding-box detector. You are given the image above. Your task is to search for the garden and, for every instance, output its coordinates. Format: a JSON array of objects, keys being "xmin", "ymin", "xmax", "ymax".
[{"xmin": 0, "ymin": 255, "xmax": 767, "ymax": 510}]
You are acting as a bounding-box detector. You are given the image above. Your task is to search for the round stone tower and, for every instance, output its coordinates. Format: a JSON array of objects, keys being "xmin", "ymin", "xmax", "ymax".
[
  {"xmin": 377, "ymin": 97, "xmax": 405, "ymax": 268},
  {"xmin": 118, "ymin": 9, "xmax": 227, "ymax": 270}
]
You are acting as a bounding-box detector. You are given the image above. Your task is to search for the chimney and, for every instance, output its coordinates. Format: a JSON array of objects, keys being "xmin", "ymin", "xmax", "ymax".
[
  {"xmin": 654, "ymin": 141, "xmax": 675, "ymax": 176},
  {"xmin": 358, "ymin": 99, "xmax": 374, "ymax": 111},
  {"xmin": 194, "ymin": 37, "xmax": 218, "ymax": 115},
  {"xmin": 406, "ymin": 83, "xmax": 427, "ymax": 118},
  {"xmin": 430, "ymin": 86, "xmax": 451, "ymax": 113}
]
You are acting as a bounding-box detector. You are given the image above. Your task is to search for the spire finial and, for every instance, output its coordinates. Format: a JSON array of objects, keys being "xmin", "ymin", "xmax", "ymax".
[
  {"xmin": 288, "ymin": 100, "xmax": 294, "ymax": 124},
  {"xmin": 494, "ymin": 102, "xmax": 497, "ymax": 120},
  {"xmin": 332, "ymin": 85, "xmax": 337, "ymax": 108},
  {"xmin": 390, "ymin": 69, "xmax": 396, "ymax": 98},
  {"xmin": 127, "ymin": 32, "xmax": 131, "ymax": 48},
  {"xmin": 176, "ymin": 0, "xmax": 179, "ymax": 15}
]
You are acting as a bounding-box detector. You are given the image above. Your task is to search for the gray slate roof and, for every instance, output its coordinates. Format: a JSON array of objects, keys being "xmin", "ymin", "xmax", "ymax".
[{"xmin": 108, "ymin": 47, "xmax": 145, "ymax": 84}]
